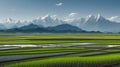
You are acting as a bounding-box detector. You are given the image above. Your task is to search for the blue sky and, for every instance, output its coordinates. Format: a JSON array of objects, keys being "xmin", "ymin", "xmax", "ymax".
[{"xmin": 0, "ymin": 0, "xmax": 120, "ymax": 21}]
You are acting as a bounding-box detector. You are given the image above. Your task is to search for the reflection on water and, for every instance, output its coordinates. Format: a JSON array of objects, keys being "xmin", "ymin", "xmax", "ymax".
[{"xmin": 0, "ymin": 43, "xmax": 120, "ymax": 50}]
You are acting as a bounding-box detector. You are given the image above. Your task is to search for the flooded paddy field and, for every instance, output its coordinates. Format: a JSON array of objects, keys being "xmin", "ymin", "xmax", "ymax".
[{"xmin": 0, "ymin": 34, "xmax": 120, "ymax": 67}]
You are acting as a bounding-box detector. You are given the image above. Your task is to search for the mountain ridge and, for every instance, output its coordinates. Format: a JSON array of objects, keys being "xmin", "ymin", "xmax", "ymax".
[
  {"xmin": 0, "ymin": 14, "xmax": 120, "ymax": 33},
  {"xmin": 1, "ymin": 24, "xmax": 88, "ymax": 33}
]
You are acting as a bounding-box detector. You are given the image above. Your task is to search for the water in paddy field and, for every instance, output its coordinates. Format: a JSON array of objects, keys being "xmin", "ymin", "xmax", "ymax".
[{"xmin": 0, "ymin": 43, "xmax": 120, "ymax": 50}]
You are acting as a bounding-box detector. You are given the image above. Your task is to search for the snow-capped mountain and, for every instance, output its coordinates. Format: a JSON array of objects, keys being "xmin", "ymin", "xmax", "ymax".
[
  {"xmin": 0, "ymin": 15, "xmax": 50, "ymax": 29},
  {"xmin": 81, "ymin": 14, "xmax": 101, "ymax": 31},
  {"xmin": 2, "ymin": 18, "xmax": 16, "ymax": 29},
  {"xmin": 0, "ymin": 18, "xmax": 30, "ymax": 29},
  {"xmin": 32, "ymin": 15, "xmax": 63, "ymax": 27},
  {"xmin": 70, "ymin": 14, "xmax": 120, "ymax": 32},
  {"xmin": 95, "ymin": 14, "xmax": 120, "ymax": 32},
  {"xmin": 0, "ymin": 14, "xmax": 120, "ymax": 33}
]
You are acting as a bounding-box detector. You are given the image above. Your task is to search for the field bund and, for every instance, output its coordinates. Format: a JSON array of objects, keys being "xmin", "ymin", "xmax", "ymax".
[{"xmin": 0, "ymin": 34, "xmax": 120, "ymax": 67}]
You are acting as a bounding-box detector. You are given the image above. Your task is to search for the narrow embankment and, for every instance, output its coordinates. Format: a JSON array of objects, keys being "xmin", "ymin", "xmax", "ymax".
[
  {"xmin": 1, "ymin": 48, "xmax": 120, "ymax": 66},
  {"xmin": 0, "ymin": 51, "xmax": 88, "ymax": 66}
]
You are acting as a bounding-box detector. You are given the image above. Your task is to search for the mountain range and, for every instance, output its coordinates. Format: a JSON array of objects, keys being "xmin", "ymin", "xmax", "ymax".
[
  {"xmin": 70, "ymin": 14, "xmax": 120, "ymax": 32},
  {"xmin": 0, "ymin": 14, "xmax": 120, "ymax": 33}
]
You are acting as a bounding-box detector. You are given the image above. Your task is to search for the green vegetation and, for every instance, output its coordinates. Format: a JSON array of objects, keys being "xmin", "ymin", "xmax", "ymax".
[
  {"xmin": 6, "ymin": 54, "xmax": 120, "ymax": 67},
  {"xmin": 0, "ymin": 34, "xmax": 120, "ymax": 67},
  {"xmin": 0, "ymin": 48, "xmax": 89, "ymax": 56},
  {"xmin": 0, "ymin": 34, "xmax": 120, "ymax": 44}
]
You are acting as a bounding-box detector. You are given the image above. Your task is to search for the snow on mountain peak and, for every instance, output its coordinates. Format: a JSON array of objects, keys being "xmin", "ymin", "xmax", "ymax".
[
  {"xmin": 4, "ymin": 18, "xmax": 16, "ymax": 23},
  {"xmin": 41, "ymin": 15, "xmax": 48, "ymax": 20},
  {"xmin": 0, "ymin": 14, "xmax": 120, "ymax": 32},
  {"xmin": 85, "ymin": 15, "xmax": 95, "ymax": 22},
  {"xmin": 31, "ymin": 15, "xmax": 63, "ymax": 27},
  {"xmin": 96, "ymin": 14, "xmax": 105, "ymax": 22},
  {"xmin": 96, "ymin": 14, "xmax": 100, "ymax": 21},
  {"xmin": 41, "ymin": 15, "xmax": 52, "ymax": 20}
]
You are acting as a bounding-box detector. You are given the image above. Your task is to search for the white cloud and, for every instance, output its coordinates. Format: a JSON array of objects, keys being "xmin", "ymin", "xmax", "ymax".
[
  {"xmin": 64, "ymin": 12, "xmax": 79, "ymax": 22},
  {"xmin": 108, "ymin": 16, "xmax": 119, "ymax": 22},
  {"xmin": 69, "ymin": 13, "xmax": 78, "ymax": 17},
  {"xmin": 56, "ymin": 2, "xmax": 63, "ymax": 6}
]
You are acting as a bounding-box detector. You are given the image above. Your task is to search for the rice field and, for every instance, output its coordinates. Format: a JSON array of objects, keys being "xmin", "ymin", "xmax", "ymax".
[
  {"xmin": 0, "ymin": 48, "xmax": 90, "ymax": 56},
  {"xmin": 0, "ymin": 34, "xmax": 120, "ymax": 67},
  {"xmin": 0, "ymin": 34, "xmax": 120, "ymax": 44},
  {"xmin": 6, "ymin": 54, "xmax": 120, "ymax": 67}
]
